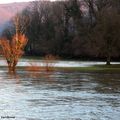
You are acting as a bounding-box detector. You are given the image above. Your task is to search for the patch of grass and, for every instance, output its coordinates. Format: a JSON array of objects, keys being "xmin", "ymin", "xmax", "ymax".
[
  {"xmin": 94, "ymin": 64, "xmax": 120, "ymax": 68},
  {"xmin": 1, "ymin": 64, "xmax": 120, "ymax": 73},
  {"xmin": 56, "ymin": 66, "xmax": 100, "ymax": 71},
  {"xmin": 55, "ymin": 64, "xmax": 120, "ymax": 73}
]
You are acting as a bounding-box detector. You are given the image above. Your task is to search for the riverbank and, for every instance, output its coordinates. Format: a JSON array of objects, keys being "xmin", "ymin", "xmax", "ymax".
[
  {"xmin": 0, "ymin": 64, "xmax": 120, "ymax": 73},
  {"xmin": 0, "ymin": 58, "xmax": 120, "ymax": 73},
  {"xmin": 60, "ymin": 64, "xmax": 120, "ymax": 73}
]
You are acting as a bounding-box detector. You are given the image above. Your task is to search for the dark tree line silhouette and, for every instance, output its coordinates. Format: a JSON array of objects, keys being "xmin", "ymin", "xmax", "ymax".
[{"xmin": 1, "ymin": 0, "xmax": 120, "ymax": 65}]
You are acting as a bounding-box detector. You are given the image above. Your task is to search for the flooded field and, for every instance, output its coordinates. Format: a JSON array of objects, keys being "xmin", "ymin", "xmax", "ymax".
[
  {"xmin": 0, "ymin": 66, "xmax": 120, "ymax": 120},
  {"xmin": 0, "ymin": 58, "xmax": 120, "ymax": 67}
]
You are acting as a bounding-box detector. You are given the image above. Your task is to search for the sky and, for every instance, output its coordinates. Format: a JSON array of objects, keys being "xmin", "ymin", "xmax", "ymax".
[{"xmin": 0, "ymin": 0, "xmax": 56, "ymax": 4}]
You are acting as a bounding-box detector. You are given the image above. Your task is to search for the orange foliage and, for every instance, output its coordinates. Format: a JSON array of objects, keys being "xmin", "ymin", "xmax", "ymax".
[
  {"xmin": 25, "ymin": 62, "xmax": 42, "ymax": 72},
  {"xmin": 43, "ymin": 54, "xmax": 58, "ymax": 71},
  {"xmin": 25, "ymin": 54, "xmax": 58, "ymax": 72},
  {"xmin": 0, "ymin": 33, "xmax": 28, "ymax": 72}
]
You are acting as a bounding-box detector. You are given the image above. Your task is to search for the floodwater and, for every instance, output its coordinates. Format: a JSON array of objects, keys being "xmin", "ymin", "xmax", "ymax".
[
  {"xmin": 0, "ymin": 67, "xmax": 120, "ymax": 120},
  {"xmin": 0, "ymin": 58, "xmax": 120, "ymax": 67}
]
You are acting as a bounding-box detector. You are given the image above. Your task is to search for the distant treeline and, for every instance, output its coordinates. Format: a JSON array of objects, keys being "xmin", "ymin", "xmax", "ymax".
[{"xmin": 1, "ymin": 0, "xmax": 120, "ymax": 64}]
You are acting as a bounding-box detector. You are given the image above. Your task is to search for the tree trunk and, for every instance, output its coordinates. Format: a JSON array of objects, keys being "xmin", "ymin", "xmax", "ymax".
[
  {"xmin": 8, "ymin": 62, "xmax": 16, "ymax": 73},
  {"xmin": 106, "ymin": 39, "xmax": 111, "ymax": 65},
  {"xmin": 12, "ymin": 61, "xmax": 17, "ymax": 73},
  {"xmin": 8, "ymin": 64, "xmax": 12, "ymax": 73},
  {"xmin": 106, "ymin": 53, "xmax": 111, "ymax": 65}
]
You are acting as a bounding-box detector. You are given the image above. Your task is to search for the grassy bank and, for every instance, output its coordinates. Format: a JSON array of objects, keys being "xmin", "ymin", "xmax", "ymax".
[
  {"xmin": 1, "ymin": 64, "xmax": 120, "ymax": 73},
  {"xmin": 56, "ymin": 64, "xmax": 120, "ymax": 73}
]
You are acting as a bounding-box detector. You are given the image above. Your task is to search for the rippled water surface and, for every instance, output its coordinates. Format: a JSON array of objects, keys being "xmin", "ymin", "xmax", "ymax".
[{"xmin": 0, "ymin": 68, "xmax": 120, "ymax": 120}]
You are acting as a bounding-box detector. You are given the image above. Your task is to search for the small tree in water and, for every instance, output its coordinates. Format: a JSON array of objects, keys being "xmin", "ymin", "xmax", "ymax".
[
  {"xmin": 43, "ymin": 54, "xmax": 58, "ymax": 72},
  {"xmin": 0, "ymin": 14, "xmax": 28, "ymax": 72},
  {"xmin": 0, "ymin": 34, "xmax": 28, "ymax": 72}
]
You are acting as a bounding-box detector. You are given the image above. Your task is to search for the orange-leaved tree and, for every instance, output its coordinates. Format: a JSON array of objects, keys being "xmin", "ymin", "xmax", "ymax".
[
  {"xmin": 0, "ymin": 34, "xmax": 28, "ymax": 72},
  {"xmin": 0, "ymin": 13, "xmax": 28, "ymax": 72},
  {"xmin": 43, "ymin": 54, "xmax": 58, "ymax": 72}
]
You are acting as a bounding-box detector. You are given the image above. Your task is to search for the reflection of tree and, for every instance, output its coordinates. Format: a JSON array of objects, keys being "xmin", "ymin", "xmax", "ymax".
[
  {"xmin": 91, "ymin": 73, "xmax": 120, "ymax": 94},
  {"xmin": 6, "ymin": 69, "xmax": 55, "ymax": 84},
  {"xmin": 7, "ymin": 71, "xmax": 21, "ymax": 84},
  {"xmin": 91, "ymin": 73, "xmax": 120, "ymax": 108},
  {"xmin": 30, "ymin": 72, "xmax": 57, "ymax": 85},
  {"xmin": 26, "ymin": 70, "xmax": 55, "ymax": 80}
]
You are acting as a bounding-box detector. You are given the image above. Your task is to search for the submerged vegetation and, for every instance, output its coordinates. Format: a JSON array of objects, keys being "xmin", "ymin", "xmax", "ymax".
[{"xmin": 25, "ymin": 54, "xmax": 58, "ymax": 72}]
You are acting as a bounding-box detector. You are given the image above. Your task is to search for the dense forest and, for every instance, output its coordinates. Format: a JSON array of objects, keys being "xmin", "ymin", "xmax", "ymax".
[{"xmin": 1, "ymin": 0, "xmax": 120, "ymax": 64}]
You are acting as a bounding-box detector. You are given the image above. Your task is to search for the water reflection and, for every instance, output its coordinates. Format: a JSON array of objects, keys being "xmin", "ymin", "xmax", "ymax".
[{"xmin": 0, "ymin": 69, "xmax": 120, "ymax": 120}]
